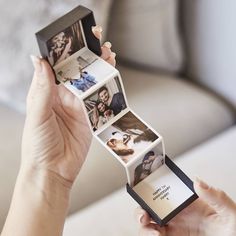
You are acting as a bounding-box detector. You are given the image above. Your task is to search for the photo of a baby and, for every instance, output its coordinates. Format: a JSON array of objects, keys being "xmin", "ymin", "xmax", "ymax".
[
  {"xmin": 98, "ymin": 111, "xmax": 159, "ymax": 164},
  {"xmin": 84, "ymin": 76, "xmax": 127, "ymax": 131}
]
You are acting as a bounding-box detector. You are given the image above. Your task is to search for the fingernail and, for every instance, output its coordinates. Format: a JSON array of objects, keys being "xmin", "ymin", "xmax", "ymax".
[
  {"xmin": 138, "ymin": 213, "xmax": 144, "ymax": 224},
  {"xmin": 104, "ymin": 41, "xmax": 112, "ymax": 48},
  {"xmin": 111, "ymin": 52, "xmax": 116, "ymax": 57},
  {"xmin": 92, "ymin": 25, "xmax": 103, "ymax": 33},
  {"xmin": 195, "ymin": 176, "xmax": 209, "ymax": 190},
  {"xmin": 30, "ymin": 55, "xmax": 42, "ymax": 74}
]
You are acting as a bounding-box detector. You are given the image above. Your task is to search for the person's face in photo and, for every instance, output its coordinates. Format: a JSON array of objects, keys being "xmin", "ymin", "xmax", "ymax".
[
  {"xmin": 97, "ymin": 102, "xmax": 106, "ymax": 113},
  {"xmin": 104, "ymin": 109, "xmax": 113, "ymax": 118},
  {"xmin": 107, "ymin": 135, "xmax": 134, "ymax": 156},
  {"xmin": 99, "ymin": 89, "xmax": 110, "ymax": 103}
]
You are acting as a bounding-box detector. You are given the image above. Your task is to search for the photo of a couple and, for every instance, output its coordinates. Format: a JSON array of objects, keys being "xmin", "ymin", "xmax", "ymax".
[
  {"xmin": 128, "ymin": 144, "xmax": 164, "ymax": 187},
  {"xmin": 98, "ymin": 111, "xmax": 159, "ymax": 164},
  {"xmin": 84, "ymin": 76, "xmax": 127, "ymax": 131},
  {"xmin": 47, "ymin": 21, "xmax": 85, "ymax": 67}
]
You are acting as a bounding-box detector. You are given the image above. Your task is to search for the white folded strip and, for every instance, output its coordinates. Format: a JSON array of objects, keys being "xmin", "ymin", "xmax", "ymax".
[
  {"xmin": 37, "ymin": 8, "xmax": 196, "ymax": 223},
  {"xmin": 54, "ymin": 44, "xmax": 166, "ymax": 188}
]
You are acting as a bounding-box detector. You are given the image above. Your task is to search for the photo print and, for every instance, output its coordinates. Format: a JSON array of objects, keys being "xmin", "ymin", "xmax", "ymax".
[
  {"xmin": 98, "ymin": 111, "xmax": 159, "ymax": 164},
  {"xmin": 84, "ymin": 76, "xmax": 127, "ymax": 131},
  {"xmin": 55, "ymin": 50, "xmax": 98, "ymax": 94},
  {"xmin": 42, "ymin": 11, "xmax": 117, "ymax": 96},
  {"xmin": 55, "ymin": 49, "xmax": 98, "ymax": 79},
  {"xmin": 127, "ymin": 142, "xmax": 164, "ymax": 187},
  {"xmin": 45, "ymin": 19, "xmax": 100, "ymax": 93},
  {"xmin": 47, "ymin": 21, "xmax": 85, "ymax": 67},
  {"xmin": 55, "ymin": 55, "xmax": 117, "ymax": 96}
]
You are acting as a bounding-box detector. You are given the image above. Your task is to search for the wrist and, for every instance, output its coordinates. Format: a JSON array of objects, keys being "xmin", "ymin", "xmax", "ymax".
[
  {"xmin": 16, "ymin": 165, "xmax": 71, "ymax": 209},
  {"xmin": 2, "ymin": 165, "xmax": 71, "ymax": 236}
]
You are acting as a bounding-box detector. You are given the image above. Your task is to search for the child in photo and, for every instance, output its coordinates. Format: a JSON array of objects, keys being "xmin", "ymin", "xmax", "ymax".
[
  {"xmin": 91, "ymin": 84, "xmax": 127, "ymax": 129},
  {"xmin": 84, "ymin": 76, "xmax": 127, "ymax": 131},
  {"xmin": 69, "ymin": 71, "xmax": 97, "ymax": 92},
  {"xmin": 92, "ymin": 101, "xmax": 114, "ymax": 131}
]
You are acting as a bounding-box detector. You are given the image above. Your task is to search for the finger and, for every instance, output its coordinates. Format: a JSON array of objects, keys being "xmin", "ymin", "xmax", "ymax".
[
  {"xmin": 135, "ymin": 207, "xmax": 151, "ymax": 226},
  {"xmin": 103, "ymin": 41, "xmax": 112, "ymax": 49},
  {"xmin": 194, "ymin": 177, "xmax": 236, "ymax": 216},
  {"xmin": 27, "ymin": 56, "xmax": 55, "ymax": 125},
  {"xmin": 139, "ymin": 224, "xmax": 162, "ymax": 236},
  {"xmin": 101, "ymin": 46, "xmax": 112, "ymax": 60},
  {"xmin": 92, "ymin": 25, "xmax": 103, "ymax": 41},
  {"xmin": 57, "ymin": 84, "xmax": 84, "ymax": 115},
  {"xmin": 106, "ymin": 52, "xmax": 116, "ymax": 67}
]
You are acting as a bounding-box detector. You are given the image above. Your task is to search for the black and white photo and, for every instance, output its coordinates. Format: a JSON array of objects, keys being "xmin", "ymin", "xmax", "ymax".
[{"xmin": 47, "ymin": 21, "xmax": 85, "ymax": 66}]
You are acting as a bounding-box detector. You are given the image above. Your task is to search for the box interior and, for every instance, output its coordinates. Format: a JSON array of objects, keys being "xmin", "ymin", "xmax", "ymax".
[{"xmin": 132, "ymin": 163, "xmax": 195, "ymax": 220}]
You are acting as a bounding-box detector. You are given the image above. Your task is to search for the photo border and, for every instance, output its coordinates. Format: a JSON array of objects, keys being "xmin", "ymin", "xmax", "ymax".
[
  {"xmin": 126, "ymin": 139, "xmax": 165, "ymax": 187},
  {"xmin": 83, "ymin": 74, "xmax": 129, "ymax": 133},
  {"xmin": 96, "ymin": 109, "xmax": 162, "ymax": 167}
]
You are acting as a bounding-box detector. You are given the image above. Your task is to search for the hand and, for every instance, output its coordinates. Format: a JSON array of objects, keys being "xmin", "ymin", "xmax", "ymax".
[
  {"xmin": 22, "ymin": 56, "xmax": 91, "ymax": 185},
  {"xmin": 1, "ymin": 25, "xmax": 117, "ymax": 236},
  {"xmin": 92, "ymin": 25, "xmax": 116, "ymax": 66},
  {"xmin": 136, "ymin": 178, "xmax": 236, "ymax": 236},
  {"xmin": 22, "ymin": 26, "xmax": 116, "ymax": 186}
]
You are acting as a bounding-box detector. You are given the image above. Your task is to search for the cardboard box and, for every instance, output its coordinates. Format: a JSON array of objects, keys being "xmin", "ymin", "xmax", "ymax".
[{"xmin": 127, "ymin": 155, "xmax": 198, "ymax": 226}]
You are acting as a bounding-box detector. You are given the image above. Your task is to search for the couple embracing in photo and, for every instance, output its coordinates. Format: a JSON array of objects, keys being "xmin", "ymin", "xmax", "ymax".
[{"xmin": 92, "ymin": 86, "xmax": 127, "ymax": 131}]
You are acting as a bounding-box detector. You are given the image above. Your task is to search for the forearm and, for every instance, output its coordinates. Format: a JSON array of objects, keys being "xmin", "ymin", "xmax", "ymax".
[{"xmin": 1, "ymin": 166, "xmax": 71, "ymax": 236}]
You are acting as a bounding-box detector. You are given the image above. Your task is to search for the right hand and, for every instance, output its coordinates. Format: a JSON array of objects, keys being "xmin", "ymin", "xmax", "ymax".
[
  {"xmin": 136, "ymin": 178, "xmax": 236, "ymax": 236},
  {"xmin": 92, "ymin": 26, "xmax": 116, "ymax": 66}
]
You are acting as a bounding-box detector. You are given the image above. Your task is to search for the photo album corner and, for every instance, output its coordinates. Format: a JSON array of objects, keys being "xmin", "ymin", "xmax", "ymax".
[{"xmin": 35, "ymin": 5, "xmax": 198, "ymax": 226}]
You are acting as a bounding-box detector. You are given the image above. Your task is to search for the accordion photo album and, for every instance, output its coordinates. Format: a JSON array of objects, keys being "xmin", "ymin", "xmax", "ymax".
[{"xmin": 36, "ymin": 5, "xmax": 198, "ymax": 226}]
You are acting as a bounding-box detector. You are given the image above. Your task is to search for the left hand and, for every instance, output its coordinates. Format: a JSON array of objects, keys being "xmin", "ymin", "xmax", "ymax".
[
  {"xmin": 21, "ymin": 26, "xmax": 116, "ymax": 187},
  {"xmin": 92, "ymin": 25, "xmax": 116, "ymax": 66},
  {"xmin": 1, "ymin": 25, "xmax": 116, "ymax": 236}
]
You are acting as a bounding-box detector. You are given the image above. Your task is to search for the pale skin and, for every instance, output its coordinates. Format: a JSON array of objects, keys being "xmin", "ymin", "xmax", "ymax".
[
  {"xmin": 135, "ymin": 178, "xmax": 236, "ymax": 236},
  {"xmin": 1, "ymin": 25, "xmax": 116, "ymax": 236}
]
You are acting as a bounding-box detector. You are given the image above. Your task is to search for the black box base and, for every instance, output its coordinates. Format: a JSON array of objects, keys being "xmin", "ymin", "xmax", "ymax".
[{"xmin": 126, "ymin": 155, "xmax": 198, "ymax": 226}]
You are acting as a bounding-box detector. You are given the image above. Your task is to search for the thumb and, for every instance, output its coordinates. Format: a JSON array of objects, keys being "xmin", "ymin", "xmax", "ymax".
[
  {"xmin": 27, "ymin": 55, "xmax": 55, "ymax": 126},
  {"xmin": 194, "ymin": 177, "xmax": 236, "ymax": 216}
]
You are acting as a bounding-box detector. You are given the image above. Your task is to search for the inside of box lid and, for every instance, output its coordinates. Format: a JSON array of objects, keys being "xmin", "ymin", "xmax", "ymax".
[{"xmin": 133, "ymin": 164, "xmax": 195, "ymax": 220}]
